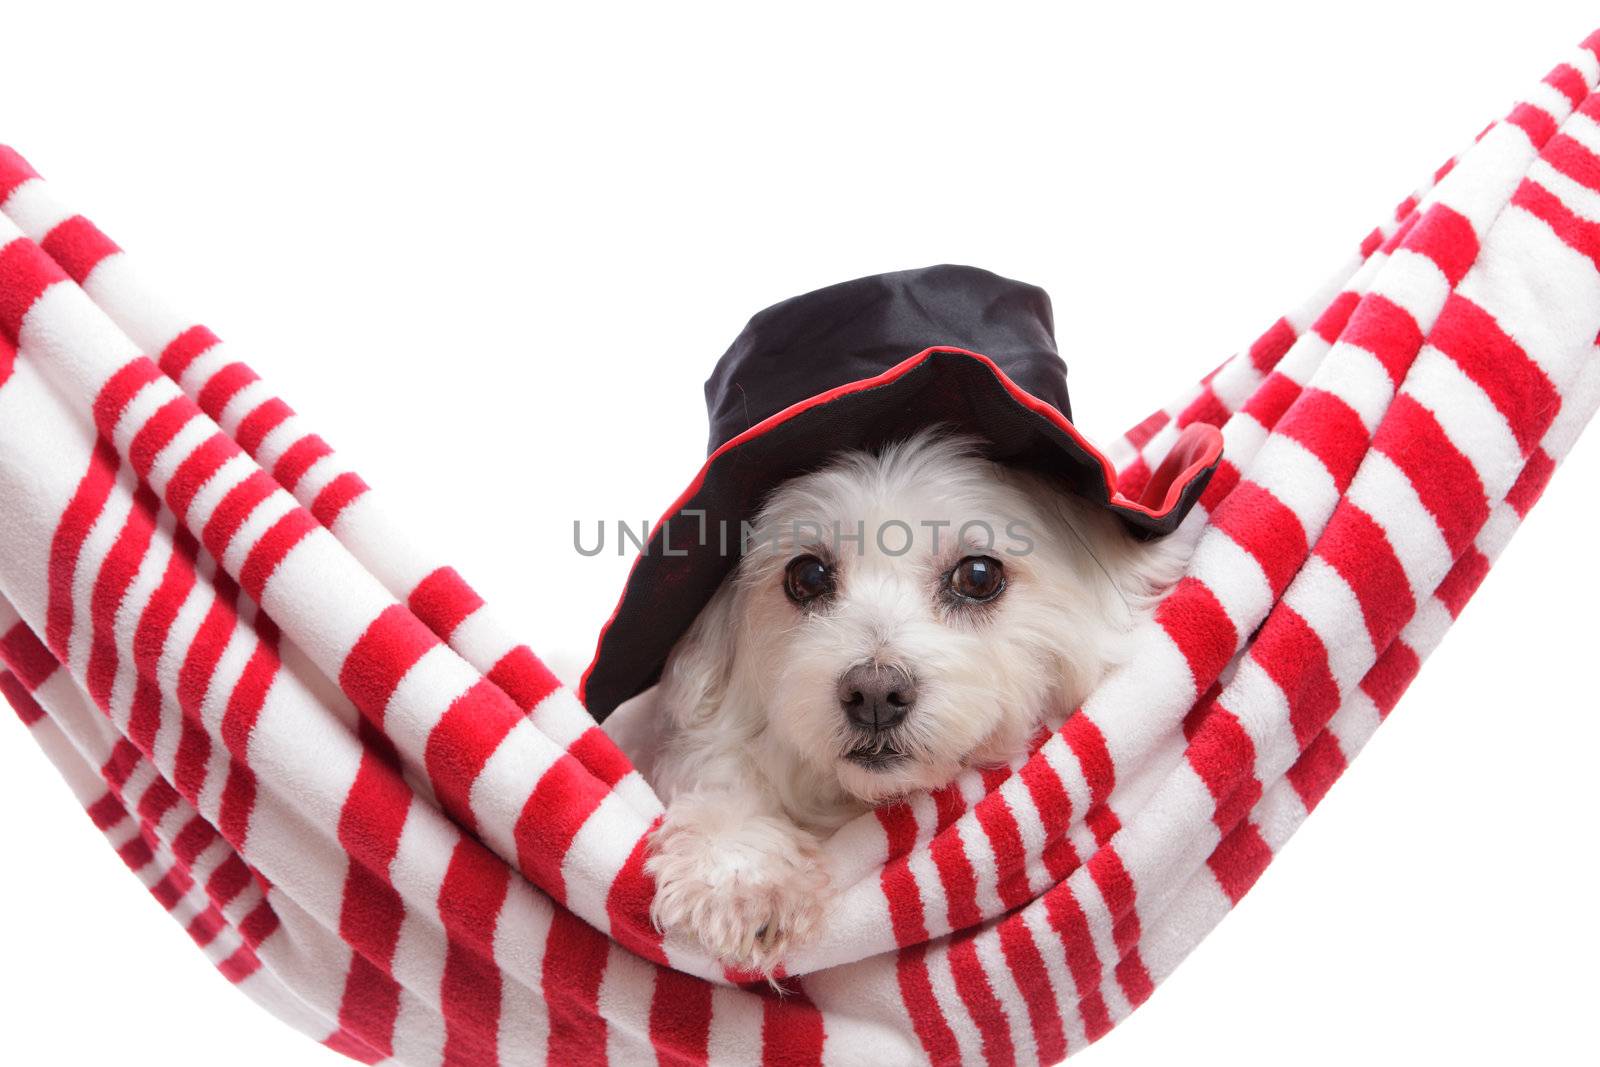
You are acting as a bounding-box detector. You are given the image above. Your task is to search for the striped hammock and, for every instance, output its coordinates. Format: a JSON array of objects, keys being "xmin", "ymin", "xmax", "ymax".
[{"xmin": 3, "ymin": 28, "xmax": 1599, "ymax": 1067}]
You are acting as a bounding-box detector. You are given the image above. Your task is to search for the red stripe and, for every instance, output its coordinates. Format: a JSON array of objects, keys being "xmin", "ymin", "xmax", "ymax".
[
  {"xmin": 512, "ymin": 753, "xmax": 611, "ymax": 904},
  {"xmin": 1121, "ymin": 409, "xmax": 1169, "ymax": 452},
  {"xmin": 0, "ymin": 237, "xmax": 68, "ymax": 341},
  {"xmin": 217, "ymin": 945, "xmax": 264, "ymax": 984},
  {"xmin": 1428, "ymin": 292, "xmax": 1559, "ymax": 455},
  {"xmin": 1062, "ymin": 715, "xmax": 1114, "ymax": 809},
  {"xmin": 946, "ymin": 932, "xmax": 1014, "ymax": 1066},
  {"xmin": 174, "ymin": 575, "xmax": 238, "ymax": 737},
  {"xmin": 1, "ymin": 621, "xmax": 57, "ymax": 690},
  {"xmin": 1505, "ymin": 102, "xmax": 1558, "ymax": 148},
  {"xmin": 1087, "ymin": 848, "xmax": 1139, "ymax": 956},
  {"xmin": 1543, "ymin": 63, "xmax": 1588, "ymax": 108},
  {"xmin": 138, "ymin": 777, "xmax": 182, "ymax": 827},
  {"xmin": 1276, "ymin": 387, "xmax": 1372, "ymax": 491},
  {"xmin": 976, "ymin": 789, "xmax": 1031, "ymax": 911},
  {"xmin": 240, "ymin": 507, "xmax": 319, "ymax": 601},
  {"xmin": 437, "ymin": 841, "xmax": 511, "ymax": 1067},
  {"xmin": 206, "ymin": 852, "xmax": 253, "ymax": 910},
  {"xmin": 543, "ymin": 908, "xmax": 610, "ymax": 1066},
  {"xmin": 895, "ymin": 943, "xmax": 962, "ymax": 1065},
  {"xmin": 1247, "ymin": 317, "xmax": 1297, "ymax": 375},
  {"xmin": 1084, "ymin": 803, "xmax": 1119, "ymax": 849},
  {"xmin": 930, "ymin": 796, "xmax": 982, "ymax": 932},
  {"xmin": 1312, "ymin": 289, "xmax": 1360, "ymax": 343},
  {"xmin": 311, "ymin": 471, "xmax": 370, "ymax": 527},
  {"xmin": 1379, "ymin": 211, "xmax": 1421, "ymax": 256},
  {"xmin": 1175, "ymin": 387, "xmax": 1229, "ymax": 430},
  {"xmin": 1196, "ymin": 457, "xmax": 1240, "ymax": 514},
  {"xmin": 1542, "ymin": 131, "xmax": 1600, "ymax": 193},
  {"xmin": 567, "ymin": 728, "xmax": 635, "ymax": 788},
  {"xmin": 1154, "ymin": 577, "xmax": 1239, "ymax": 687},
  {"xmin": 409, "ymin": 567, "xmax": 486, "ymax": 639},
  {"xmin": 217, "ymin": 758, "xmax": 260, "ymax": 856},
  {"xmin": 39, "ymin": 215, "xmax": 121, "ymax": 284},
  {"xmin": 0, "ymin": 671, "xmax": 46, "ymax": 725},
  {"xmin": 217, "ymin": 637, "xmax": 280, "ymax": 848},
  {"xmin": 86, "ymin": 790, "xmax": 128, "ymax": 831},
  {"xmin": 158, "ymin": 324, "xmax": 222, "ymax": 379},
  {"xmin": 1435, "ymin": 547, "xmax": 1491, "ymax": 618},
  {"xmin": 332, "ymin": 739, "xmax": 412, "ymax": 1060},
  {"xmin": 235, "ymin": 397, "xmax": 293, "ymax": 454},
  {"xmin": 85, "ymin": 485, "xmax": 160, "ymax": 706},
  {"xmin": 424, "ymin": 678, "xmax": 524, "ymax": 834},
  {"xmin": 1239, "ymin": 372, "xmax": 1302, "ymax": 433},
  {"xmin": 1039, "ymin": 883, "xmax": 1111, "ymax": 1041},
  {"xmin": 1512, "ymin": 177, "xmax": 1600, "ymax": 272},
  {"xmin": 0, "ymin": 145, "xmax": 41, "ymax": 202},
  {"xmin": 1374, "ymin": 394, "xmax": 1490, "ymax": 557},
  {"xmin": 339, "ymin": 604, "xmax": 440, "ymax": 721},
  {"xmin": 166, "ymin": 433, "xmax": 241, "ymax": 519},
  {"xmin": 1253, "ymin": 607, "xmax": 1341, "ymax": 746},
  {"xmin": 1315, "ymin": 503, "xmax": 1416, "ymax": 651},
  {"xmin": 877, "ymin": 804, "xmax": 927, "ymax": 944},
  {"xmin": 1358, "ymin": 226, "xmax": 1384, "ymax": 261},
  {"xmin": 1286, "ymin": 730, "xmax": 1348, "ymax": 811},
  {"xmin": 102, "ymin": 738, "xmax": 143, "ymax": 789},
  {"xmin": 1017, "ymin": 755, "xmax": 1077, "ymax": 872},
  {"xmin": 173, "ymin": 707, "xmax": 213, "ymax": 804},
  {"xmin": 46, "ymin": 439, "xmax": 120, "ymax": 657},
  {"xmin": 197, "ymin": 362, "xmax": 259, "ymax": 421},
  {"xmin": 1361, "ymin": 640, "xmax": 1422, "ymax": 718},
  {"xmin": 486, "ymin": 644, "xmax": 562, "ymax": 712},
  {"xmin": 1339, "ymin": 294, "xmax": 1421, "ymax": 387},
  {"xmin": 129, "ymin": 395, "xmax": 199, "ymax": 479},
  {"xmin": 199, "ymin": 468, "xmax": 276, "ymax": 562},
  {"xmin": 93, "ymin": 358, "xmax": 163, "ymax": 439},
  {"xmin": 274, "ymin": 434, "xmax": 333, "ymax": 491},
  {"xmin": 1207, "ymin": 821, "xmax": 1274, "ymax": 903},
  {"xmin": 1402, "ymin": 204, "xmax": 1479, "ymax": 287},
  {"xmin": 996, "ymin": 916, "xmax": 1067, "ymax": 1064},
  {"xmin": 1506, "ymin": 448, "xmax": 1556, "ymax": 517},
  {"xmin": 1185, "ymin": 704, "xmax": 1257, "ymax": 829},
  {"xmin": 759, "ymin": 981, "xmax": 826, "ymax": 1067},
  {"xmin": 1113, "ymin": 949, "xmax": 1155, "ymax": 1012},
  {"xmin": 1209, "ymin": 480, "xmax": 1310, "ymax": 598},
  {"xmin": 172, "ymin": 815, "xmax": 216, "ymax": 867},
  {"xmin": 130, "ymin": 529, "xmax": 199, "ymax": 683},
  {"xmin": 648, "ymin": 967, "xmax": 712, "ymax": 1065}
]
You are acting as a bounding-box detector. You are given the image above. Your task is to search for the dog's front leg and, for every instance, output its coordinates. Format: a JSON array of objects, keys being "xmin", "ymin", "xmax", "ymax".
[{"xmin": 646, "ymin": 777, "xmax": 831, "ymax": 976}]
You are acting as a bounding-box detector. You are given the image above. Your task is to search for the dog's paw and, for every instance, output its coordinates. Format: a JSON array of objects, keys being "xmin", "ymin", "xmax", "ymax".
[{"xmin": 646, "ymin": 806, "xmax": 831, "ymax": 975}]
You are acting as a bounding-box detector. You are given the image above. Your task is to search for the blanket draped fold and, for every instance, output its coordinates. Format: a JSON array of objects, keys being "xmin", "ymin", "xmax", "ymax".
[{"xmin": 3, "ymin": 28, "xmax": 1599, "ymax": 1066}]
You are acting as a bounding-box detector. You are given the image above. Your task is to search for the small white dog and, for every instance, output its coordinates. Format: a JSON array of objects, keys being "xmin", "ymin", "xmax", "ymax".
[{"xmin": 644, "ymin": 428, "xmax": 1186, "ymax": 973}]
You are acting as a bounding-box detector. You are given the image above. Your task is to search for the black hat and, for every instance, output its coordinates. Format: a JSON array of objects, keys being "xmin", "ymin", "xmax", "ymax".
[{"xmin": 580, "ymin": 265, "xmax": 1222, "ymax": 720}]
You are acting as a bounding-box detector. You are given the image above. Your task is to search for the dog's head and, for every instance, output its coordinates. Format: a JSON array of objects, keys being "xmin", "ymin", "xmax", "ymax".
[{"xmin": 659, "ymin": 429, "xmax": 1172, "ymax": 805}]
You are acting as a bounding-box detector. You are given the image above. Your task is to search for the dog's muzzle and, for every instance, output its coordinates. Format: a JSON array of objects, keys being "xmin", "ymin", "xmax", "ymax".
[{"xmin": 837, "ymin": 663, "xmax": 917, "ymax": 732}]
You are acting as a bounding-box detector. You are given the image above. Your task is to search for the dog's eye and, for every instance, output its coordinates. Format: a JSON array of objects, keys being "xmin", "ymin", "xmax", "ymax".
[
  {"xmin": 783, "ymin": 554, "xmax": 834, "ymax": 604},
  {"xmin": 948, "ymin": 555, "xmax": 1005, "ymax": 602}
]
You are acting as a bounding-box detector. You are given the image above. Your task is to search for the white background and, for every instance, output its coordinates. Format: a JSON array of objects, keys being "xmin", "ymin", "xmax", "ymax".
[{"xmin": 3, "ymin": 3, "xmax": 1599, "ymax": 1064}]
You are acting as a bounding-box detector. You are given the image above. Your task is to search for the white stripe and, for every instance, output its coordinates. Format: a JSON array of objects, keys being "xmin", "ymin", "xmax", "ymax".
[{"xmin": 1404, "ymin": 348, "xmax": 1523, "ymax": 496}]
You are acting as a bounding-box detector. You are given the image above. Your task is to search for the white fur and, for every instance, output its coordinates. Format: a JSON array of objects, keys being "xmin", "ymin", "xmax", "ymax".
[{"xmin": 642, "ymin": 430, "xmax": 1186, "ymax": 973}]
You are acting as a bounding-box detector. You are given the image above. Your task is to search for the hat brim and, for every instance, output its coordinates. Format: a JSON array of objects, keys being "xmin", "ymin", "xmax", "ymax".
[{"xmin": 579, "ymin": 346, "xmax": 1222, "ymax": 720}]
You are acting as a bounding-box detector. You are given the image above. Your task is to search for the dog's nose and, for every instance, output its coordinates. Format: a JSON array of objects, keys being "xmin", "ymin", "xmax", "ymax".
[{"xmin": 837, "ymin": 663, "xmax": 917, "ymax": 731}]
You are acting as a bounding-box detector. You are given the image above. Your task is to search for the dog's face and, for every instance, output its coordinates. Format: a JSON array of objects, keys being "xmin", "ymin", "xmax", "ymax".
[{"xmin": 662, "ymin": 431, "xmax": 1159, "ymax": 807}]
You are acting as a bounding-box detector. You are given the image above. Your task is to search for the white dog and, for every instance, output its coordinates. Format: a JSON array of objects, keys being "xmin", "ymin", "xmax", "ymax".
[{"xmin": 641, "ymin": 428, "xmax": 1185, "ymax": 973}]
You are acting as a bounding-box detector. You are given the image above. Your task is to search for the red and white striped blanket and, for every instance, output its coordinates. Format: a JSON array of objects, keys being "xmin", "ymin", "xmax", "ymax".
[{"xmin": 3, "ymin": 28, "xmax": 1600, "ymax": 1066}]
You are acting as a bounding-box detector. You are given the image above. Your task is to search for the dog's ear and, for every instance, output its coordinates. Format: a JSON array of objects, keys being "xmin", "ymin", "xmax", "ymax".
[{"xmin": 658, "ymin": 578, "xmax": 741, "ymax": 729}]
